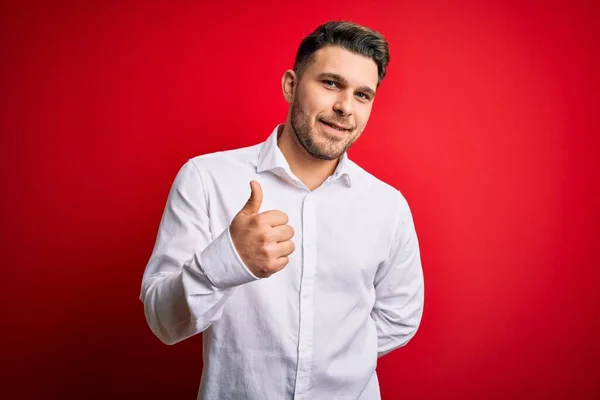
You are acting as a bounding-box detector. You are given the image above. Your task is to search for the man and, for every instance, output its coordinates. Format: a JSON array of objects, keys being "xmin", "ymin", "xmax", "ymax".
[{"xmin": 140, "ymin": 20, "xmax": 424, "ymax": 400}]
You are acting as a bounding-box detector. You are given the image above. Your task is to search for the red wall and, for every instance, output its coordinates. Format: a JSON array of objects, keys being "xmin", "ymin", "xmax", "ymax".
[{"xmin": 1, "ymin": 1, "xmax": 598, "ymax": 398}]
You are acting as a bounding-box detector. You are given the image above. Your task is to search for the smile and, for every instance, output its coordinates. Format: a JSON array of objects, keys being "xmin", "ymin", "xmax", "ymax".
[{"xmin": 320, "ymin": 120, "xmax": 351, "ymax": 132}]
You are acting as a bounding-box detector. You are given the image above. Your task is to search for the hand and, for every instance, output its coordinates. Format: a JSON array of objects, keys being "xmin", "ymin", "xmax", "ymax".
[{"xmin": 230, "ymin": 181, "xmax": 295, "ymax": 278}]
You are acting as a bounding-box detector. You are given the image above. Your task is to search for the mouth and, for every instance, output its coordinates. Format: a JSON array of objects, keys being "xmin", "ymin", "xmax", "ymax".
[{"xmin": 320, "ymin": 119, "xmax": 352, "ymax": 132}]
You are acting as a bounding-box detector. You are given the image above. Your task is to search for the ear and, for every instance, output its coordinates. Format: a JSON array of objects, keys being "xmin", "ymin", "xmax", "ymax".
[{"xmin": 281, "ymin": 69, "xmax": 297, "ymax": 104}]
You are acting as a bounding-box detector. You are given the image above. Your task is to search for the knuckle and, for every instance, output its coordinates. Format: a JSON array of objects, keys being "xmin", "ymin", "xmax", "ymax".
[
  {"xmin": 255, "ymin": 230, "xmax": 267, "ymax": 245},
  {"xmin": 258, "ymin": 244, "xmax": 270, "ymax": 257},
  {"xmin": 260, "ymin": 242, "xmax": 273, "ymax": 257},
  {"xmin": 265, "ymin": 229, "xmax": 276, "ymax": 243},
  {"xmin": 260, "ymin": 266, "xmax": 271, "ymax": 276},
  {"xmin": 256, "ymin": 236, "xmax": 265, "ymax": 247}
]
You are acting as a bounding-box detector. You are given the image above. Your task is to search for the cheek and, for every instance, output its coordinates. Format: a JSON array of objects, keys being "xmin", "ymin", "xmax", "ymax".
[
  {"xmin": 309, "ymin": 89, "xmax": 337, "ymax": 113},
  {"xmin": 356, "ymin": 107, "xmax": 372, "ymax": 127}
]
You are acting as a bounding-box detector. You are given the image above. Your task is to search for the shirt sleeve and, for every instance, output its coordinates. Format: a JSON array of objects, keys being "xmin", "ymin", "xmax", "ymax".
[
  {"xmin": 139, "ymin": 159, "xmax": 260, "ymax": 345},
  {"xmin": 371, "ymin": 192, "xmax": 425, "ymax": 358}
]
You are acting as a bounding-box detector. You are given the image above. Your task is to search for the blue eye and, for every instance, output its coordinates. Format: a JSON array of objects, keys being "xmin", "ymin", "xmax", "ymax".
[
  {"xmin": 356, "ymin": 92, "xmax": 371, "ymax": 101},
  {"xmin": 324, "ymin": 80, "xmax": 337, "ymax": 87}
]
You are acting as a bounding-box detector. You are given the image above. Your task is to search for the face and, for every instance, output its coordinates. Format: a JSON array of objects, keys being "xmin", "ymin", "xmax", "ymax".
[{"xmin": 285, "ymin": 46, "xmax": 379, "ymax": 161}]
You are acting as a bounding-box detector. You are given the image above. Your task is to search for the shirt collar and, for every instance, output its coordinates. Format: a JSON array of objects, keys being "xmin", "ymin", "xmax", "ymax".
[{"xmin": 256, "ymin": 124, "xmax": 352, "ymax": 188}]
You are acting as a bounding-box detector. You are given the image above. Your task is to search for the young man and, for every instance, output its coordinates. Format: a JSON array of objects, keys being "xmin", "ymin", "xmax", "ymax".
[{"xmin": 140, "ymin": 20, "xmax": 424, "ymax": 400}]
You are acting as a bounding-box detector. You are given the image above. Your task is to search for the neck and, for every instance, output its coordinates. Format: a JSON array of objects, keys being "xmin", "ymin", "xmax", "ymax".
[{"xmin": 277, "ymin": 123, "xmax": 340, "ymax": 191}]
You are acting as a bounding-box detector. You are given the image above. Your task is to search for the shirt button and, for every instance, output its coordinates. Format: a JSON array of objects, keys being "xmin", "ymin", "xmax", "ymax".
[{"xmin": 302, "ymin": 292, "xmax": 310, "ymax": 299}]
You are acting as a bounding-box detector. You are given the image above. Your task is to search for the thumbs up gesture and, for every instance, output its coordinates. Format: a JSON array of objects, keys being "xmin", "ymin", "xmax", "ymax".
[{"xmin": 230, "ymin": 181, "xmax": 295, "ymax": 278}]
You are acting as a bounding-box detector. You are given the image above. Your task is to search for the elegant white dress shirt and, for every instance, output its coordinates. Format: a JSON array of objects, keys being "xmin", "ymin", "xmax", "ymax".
[{"xmin": 139, "ymin": 124, "xmax": 425, "ymax": 400}]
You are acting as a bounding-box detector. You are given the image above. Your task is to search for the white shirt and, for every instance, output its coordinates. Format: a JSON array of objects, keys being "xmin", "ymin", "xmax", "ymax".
[{"xmin": 139, "ymin": 124, "xmax": 425, "ymax": 400}]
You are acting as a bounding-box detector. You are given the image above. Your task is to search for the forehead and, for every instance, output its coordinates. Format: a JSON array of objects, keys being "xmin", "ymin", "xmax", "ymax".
[{"xmin": 306, "ymin": 46, "xmax": 379, "ymax": 89}]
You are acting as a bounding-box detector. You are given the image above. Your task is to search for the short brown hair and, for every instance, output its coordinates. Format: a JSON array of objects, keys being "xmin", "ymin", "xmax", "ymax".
[{"xmin": 293, "ymin": 20, "xmax": 390, "ymax": 87}]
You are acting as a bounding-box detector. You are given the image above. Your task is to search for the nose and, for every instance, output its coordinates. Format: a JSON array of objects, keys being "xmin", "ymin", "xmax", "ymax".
[{"xmin": 333, "ymin": 91, "xmax": 353, "ymax": 116}]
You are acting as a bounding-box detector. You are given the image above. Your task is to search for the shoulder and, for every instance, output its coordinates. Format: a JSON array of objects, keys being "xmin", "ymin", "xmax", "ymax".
[
  {"xmin": 187, "ymin": 142, "xmax": 262, "ymax": 173},
  {"xmin": 347, "ymin": 159, "xmax": 411, "ymax": 214},
  {"xmin": 168, "ymin": 141, "xmax": 262, "ymax": 194}
]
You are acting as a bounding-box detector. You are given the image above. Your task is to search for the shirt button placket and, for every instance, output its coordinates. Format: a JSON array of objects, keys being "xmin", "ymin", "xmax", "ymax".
[{"xmin": 293, "ymin": 193, "xmax": 317, "ymax": 399}]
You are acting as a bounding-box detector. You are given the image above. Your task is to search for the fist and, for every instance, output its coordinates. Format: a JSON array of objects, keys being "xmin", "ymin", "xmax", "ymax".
[{"xmin": 230, "ymin": 181, "xmax": 295, "ymax": 278}]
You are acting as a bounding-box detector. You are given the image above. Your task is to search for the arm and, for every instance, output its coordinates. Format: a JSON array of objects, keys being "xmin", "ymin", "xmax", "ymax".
[
  {"xmin": 139, "ymin": 160, "xmax": 259, "ymax": 345},
  {"xmin": 371, "ymin": 193, "xmax": 425, "ymax": 358}
]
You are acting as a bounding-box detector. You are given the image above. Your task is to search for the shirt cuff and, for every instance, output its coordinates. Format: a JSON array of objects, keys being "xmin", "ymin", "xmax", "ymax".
[{"xmin": 199, "ymin": 226, "xmax": 261, "ymax": 289}]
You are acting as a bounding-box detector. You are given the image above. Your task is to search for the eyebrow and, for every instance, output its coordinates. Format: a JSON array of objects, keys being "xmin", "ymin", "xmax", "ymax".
[{"xmin": 317, "ymin": 72, "xmax": 376, "ymax": 98}]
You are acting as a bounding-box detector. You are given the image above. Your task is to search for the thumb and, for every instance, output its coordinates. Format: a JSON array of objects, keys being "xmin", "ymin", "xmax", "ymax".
[{"xmin": 241, "ymin": 180, "xmax": 263, "ymax": 215}]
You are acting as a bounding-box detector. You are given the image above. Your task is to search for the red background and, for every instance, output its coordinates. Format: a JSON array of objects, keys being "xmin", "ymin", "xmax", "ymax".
[{"xmin": 1, "ymin": 1, "xmax": 599, "ymax": 399}]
